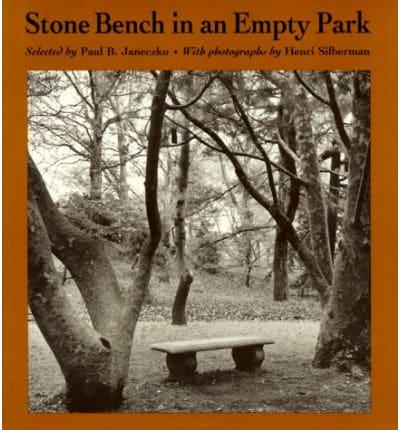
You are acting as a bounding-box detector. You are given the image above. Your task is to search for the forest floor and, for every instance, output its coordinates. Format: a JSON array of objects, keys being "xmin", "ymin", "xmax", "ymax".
[
  {"xmin": 117, "ymin": 261, "xmax": 323, "ymax": 322},
  {"xmin": 29, "ymin": 262, "xmax": 370, "ymax": 413}
]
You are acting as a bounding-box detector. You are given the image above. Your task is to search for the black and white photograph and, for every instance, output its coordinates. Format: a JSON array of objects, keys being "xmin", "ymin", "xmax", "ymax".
[{"xmin": 28, "ymin": 70, "xmax": 370, "ymax": 413}]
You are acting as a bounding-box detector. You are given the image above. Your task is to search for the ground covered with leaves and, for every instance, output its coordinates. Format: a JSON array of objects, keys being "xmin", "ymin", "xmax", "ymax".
[
  {"xmin": 121, "ymin": 263, "xmax": 322, "ymax": 322},
  {"xmin": 29, "ymin": 320, "xmax": 370, "ymax": 413}
]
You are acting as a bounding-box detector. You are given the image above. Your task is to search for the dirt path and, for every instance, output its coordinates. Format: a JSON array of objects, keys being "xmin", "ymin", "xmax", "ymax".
[{"xmin": 29, "ymin": 321, "xmax": 370, "ymax": 412}]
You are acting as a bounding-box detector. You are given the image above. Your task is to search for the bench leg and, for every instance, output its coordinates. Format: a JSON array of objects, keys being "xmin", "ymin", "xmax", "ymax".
[
  {"xmin": 166, "ymin": 352, "xmax": 197, "ymax": 381},
  {"xmin": 232, "ymin": 345, "xmax": 265, "ymax": 371}
]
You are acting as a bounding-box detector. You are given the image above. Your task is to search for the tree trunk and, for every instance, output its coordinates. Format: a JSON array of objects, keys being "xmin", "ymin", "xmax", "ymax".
[
  {"xmin": 273, "ymin": 227, "xmax": 289, "ymax": 300},
  {"xmin": 313, "ymin": 221, "xmax": 370, "ymax": 369},
  {"xmin": 89, "ymin": 130, "xmax": 103, "ymax": 200},
  {"xmin": 293, "ymin": 87, "xmax": 333, "ymax": 288},
  {"xmin": 272, "ymin": 165, "xmax": 289, "ymax": 300},
  {"xmin": 313, "ymin": 72, "xmax": 370, "ymax": 369},
  {"xmin": 29, "ymin": 184, "xmax": 119, "ymax": 410},
  {"xmin": 172, "ymin": 128, "xmax": 193, "ymax": 325},
  {"xmin": 327, "ymin": 145, "xmax": 341, "ymax": 258},
  {"xmin": 116, "ymin": 123, "xmax": 129, "ymax": 202},
  {"xmin": 28, "ymin": 70, "xmax": 171, "ymax": 410},
  {"xmin": 240, "ymin": 188, "xmax": 254, "ymax": 287},
  {"xmin": 273, "ymin": 100, "xmax": 300, "ymax": 301},
  {"xmin": 89, "ymin": 73, "xmax": 104, "ymax": 200}
]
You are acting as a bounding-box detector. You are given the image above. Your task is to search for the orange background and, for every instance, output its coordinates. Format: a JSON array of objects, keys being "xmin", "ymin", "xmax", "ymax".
[{"xmin": 3, "ymin": 0, "xmax": 397, "ymax": 429}]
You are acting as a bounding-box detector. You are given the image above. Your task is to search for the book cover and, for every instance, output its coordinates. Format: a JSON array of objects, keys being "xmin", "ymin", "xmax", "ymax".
[{"xmin": 3, "ymin": 1, "xmax": 397, "ymax": 429}]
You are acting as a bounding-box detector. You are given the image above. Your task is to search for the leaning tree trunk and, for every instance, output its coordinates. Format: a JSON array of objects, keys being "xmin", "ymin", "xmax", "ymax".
[
  {"xmin": 293, "ymin": 87, "xmax": 333, "ymax": 292},
  {"xmin": 30, "ymin": 158, "xmax": 128, "ymax": 411},
  {"xmin": 313, "ymin": 71, "xmax": 370, "ymax": 369},
  {"xmin": 28, "ymin": 71, "xmax": 171, "ymax": 411},
  {"xmin": 28, "ymin": 184, "xmax": 116, "ymax": 409},
  {"xmin": 171, "ymin": 128, "xmax": 193, "ymax": 325}
]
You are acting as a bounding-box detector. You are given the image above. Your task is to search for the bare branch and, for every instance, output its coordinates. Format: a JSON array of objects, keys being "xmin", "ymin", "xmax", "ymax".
[
  {"xmin": 293, "ymin": 71, "xmax": 330, "ymax": 106},
  {"xmin": 211, "ymin": 224, "xmax": 273, "ymax": 245},
  {"xmin": 63, "ymin": 71, "xmax": 94, "ymax": 110},
  {"xmin": 324, "ymin": 72, "xmax": 351, "ymax": 150},
  {"xmin": 165, "ymin": 74, "xmax": 218, "ymax": 110},
  {"xmin": 276, "ymin": 132, "xmax": 301, "ymax": 165},
  {"xmin": 219, "ymin": 76, "xmax": 279, "ymax": 207},
  {"xmin": 319, "ymin": 145, "xmax": 341, "ymax": 161}
]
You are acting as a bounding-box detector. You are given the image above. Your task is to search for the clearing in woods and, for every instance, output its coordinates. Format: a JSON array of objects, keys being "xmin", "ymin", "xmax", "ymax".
[{"xmin": 29, "ymin": 319, "xmax": 370, "ymax": 412}]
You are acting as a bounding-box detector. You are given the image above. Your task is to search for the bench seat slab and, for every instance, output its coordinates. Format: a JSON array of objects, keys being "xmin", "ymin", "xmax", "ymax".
[{"xmin": 151, "ymin": 336, "xmax": 274, "ymax": 354}]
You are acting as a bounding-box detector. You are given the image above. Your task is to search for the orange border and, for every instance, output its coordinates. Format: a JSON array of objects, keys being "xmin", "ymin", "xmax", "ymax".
[{"xmin": 3, "ymin": 1, "xmax": 397, "ymax": 429}]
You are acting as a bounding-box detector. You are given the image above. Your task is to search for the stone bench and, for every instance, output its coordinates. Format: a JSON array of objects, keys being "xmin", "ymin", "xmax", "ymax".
[{"xmin": 150, "ymin": 336, "xmax": 275, "ymax": 380}]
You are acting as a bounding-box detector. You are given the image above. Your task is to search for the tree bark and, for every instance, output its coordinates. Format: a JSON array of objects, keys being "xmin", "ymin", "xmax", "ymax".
[
  {"xmin": 89, "ymin": 127, "xmax": 103, "ymax": 200},
  {"xmin": 171, "ymin": 128, "xmax": 193, "ymax": 325},
  {"xmin": 89, "ymin": 72, "xmax": 104, "ymax": 200},
  {"xmin": 28, "ymin": 182, "xmax": 120, "ymax": 411},
  {"xmin": 273, "ymin": 98, "xmax": 300, "ymax": 301},
  {"xmin": 273, "ymin": 227, "xmax": 289, "ymax": 300},
  {"xmin": 327, "ymin": 144, "xmax": 341, "ymax": 258},
  {"xmin": 240, "ymin": 188, "xmax": 254, "ymax": 287},
  {"xmin": 116, "ymin": 120, "xmax": 129, "ymax": 202},
  {"xmin": 293, "ymin": 87, "xmax": 333, "ymax": 288},
  {"xmin": 313, "ymin": 72, "xmax": 370, "ymax": 369}
]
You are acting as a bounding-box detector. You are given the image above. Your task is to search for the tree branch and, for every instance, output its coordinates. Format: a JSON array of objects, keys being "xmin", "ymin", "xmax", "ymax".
[
  {"xmin": 219, "ymin": 75, "xmax": 280, "ymax": 207},
  {"xmin": 353, "ymin": 142, "xmax": 370, "ymax": 226},
  {"xmin": 293, "ymin": 71, "xmax": 330, "ymax": 106},
  {"xmin": 63, "ymin": 71, "xmax": 94, "ymax": 110},
  {"xmin": 165, "ymin": 74, "xmax": 218, "ymax": 110},
  {"xmin": 319, "ymin": 145, "xmax": 341, "ymax": 161},
  {"xmin": 211, "ymin": 224, "xmax": 273, "ymax": 245},
  {"xmin": 324, "ymin": 72, "xmax": 351, "ymax": 150},
  {"xmin": 276, "ymin": 131, "xmax": 301, "ymax": 165}
]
